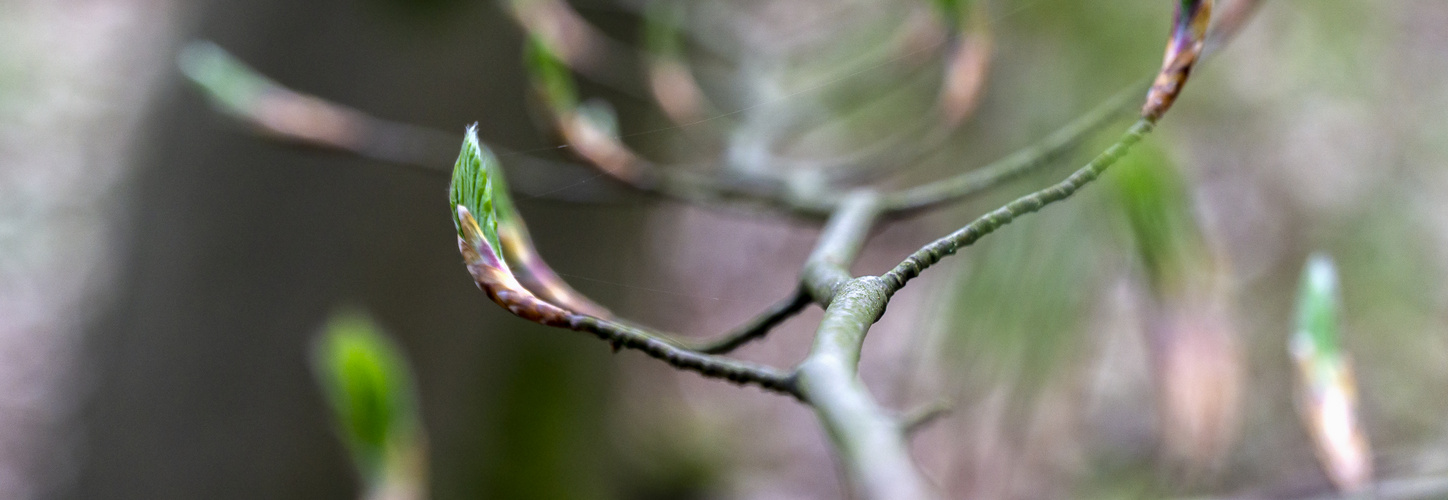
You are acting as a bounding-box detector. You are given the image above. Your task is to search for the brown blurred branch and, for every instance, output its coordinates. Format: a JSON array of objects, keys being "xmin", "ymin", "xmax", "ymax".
[{"xmin": 179, "ymin": 41, "xmax": 624, "ymax": 204}]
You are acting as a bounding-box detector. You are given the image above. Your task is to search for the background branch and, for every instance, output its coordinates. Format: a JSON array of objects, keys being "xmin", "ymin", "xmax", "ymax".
[{"xmin": 179, "ymin": 41, "xmax": 626, "ymax": 203}]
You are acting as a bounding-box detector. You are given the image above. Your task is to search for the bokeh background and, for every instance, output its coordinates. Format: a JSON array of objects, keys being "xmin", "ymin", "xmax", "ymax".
[{"xmin": 3, "ymin": 0, "xmax": 1448, "ymax": 499}]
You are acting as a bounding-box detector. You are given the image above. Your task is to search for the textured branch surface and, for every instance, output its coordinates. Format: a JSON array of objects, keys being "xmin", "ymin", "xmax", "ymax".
[
  {"xmin": 803, "ymin": 192, "xmax": 884, "ymax": 303},
  {"xmin": 568, "ymin": 316, "xmax": 800, "ymax": 395},
  {"xmin": 795, "ymin": 277, "xmax": 937, "ymax": 500}
]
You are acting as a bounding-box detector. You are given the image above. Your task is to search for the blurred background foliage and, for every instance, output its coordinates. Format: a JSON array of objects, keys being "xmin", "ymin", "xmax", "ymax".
[{"xmin": 3, "ymin": 0, "xmax": 1448, "ymax": 499}]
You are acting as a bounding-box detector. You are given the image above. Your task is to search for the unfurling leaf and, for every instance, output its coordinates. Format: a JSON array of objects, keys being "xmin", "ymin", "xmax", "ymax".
[
  {"xmin": 479, "ymin": 130, "xmax": 612, "ymax": 318},
  {"xmin": 312, "ymin": 310, "xmax": 426, "ymax": 498},
  {"xmin": 1142, "ymin": 0, "xmax": 1213, "ymax": 122},
  {"xmin": 450, "ymin": 125, "xmax": 505, "ymax": 261},
  {"xmin": 449, "ymin": 128, "xmax": 607, "ymax": 323},
  {"xmin": 1291, "ymin": 254, "xmax": 1373, "ymax": 493}
]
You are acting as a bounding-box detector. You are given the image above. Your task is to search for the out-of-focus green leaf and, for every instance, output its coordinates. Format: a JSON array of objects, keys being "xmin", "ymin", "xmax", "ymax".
[
  {"xmin": 1295, "ymin": 253, "xmax": 1342, "ymax": 359},
  {"xmin": 449, "ymin": 125, "xmax": 505, "ymax": 258},
  {"xmin": 1290, "ymin": 253, "xmax": 1373, "ymax": 493},
  {"xmin": 931, "ymin": 0, "xmax": 973, "ymax": 29},
  {"xmin": 643, "ymin": 2, "xmax": 684, "ymax": 57},
  {"xmin": 312, "ymin": 310, "xmax": 422, "ymax": 483},
  {"xmin": 177, "ymin": 41, "xmax": 271, "ymax": 116},
  {"xmin": 524, "ymin": 36, "xmax": 578, "ymax": 114},
  {"xmin": 947, "ymin": 211, "xmax": 1099, "ymax": 390},
  {"xmin": 1113, "ymin": 141, "xmax": 1243, "ymax": 473},
  {"xmin": 1110, "ymin": 140, "xmax": 1200, "ymax": 291}
]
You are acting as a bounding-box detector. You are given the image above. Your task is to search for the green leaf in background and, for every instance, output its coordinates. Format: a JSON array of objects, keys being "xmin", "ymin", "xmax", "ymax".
[
  {"xmin": 524, "ymin": 36, "xmax": 579, "ymax": 114},
  {"xmin": 177, "ymin": 41, "xmax": 272, "ymax": 116},
  {"xmin": 1294, "ymin": 253, "xmax": 1342, "ymax": 360},
  {"xmin": 1109, "ymin": 140, "xmax": 1201, "ymax": 292},
  {"xmin": 931, "ymin": 0, "xmax": 973, "ymax": 30},
  {"xmin": 312, "ymin": 310, "xmax": 423, "ymax": 487},
  {"xmin": 643, "ymin": 1, "xmax": 684, "ymax": 58},
  {"xmin": 1290, "ymin": 253, "xmax": 1373, "ymax": 493},
  {"xmin": 449, "ymin": 125, "xmax": 505, "ymax": 258}
]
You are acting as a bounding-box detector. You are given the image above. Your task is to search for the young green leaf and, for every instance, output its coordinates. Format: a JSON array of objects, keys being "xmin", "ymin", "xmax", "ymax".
[
  {"xmin": 449, "ymin": 125, "xmax": 505, "ymax": 260},
  {"xmin": 447, "ymin": 127, "xmax": 600, "ymax": 322},
  {"xmin": 1112, "ymin": 142, "xmax": 1242, "ymax": 473},
  {"xmin": 312, "ymin": 310, "xmax": 423, "ymax": 486},
  {"xmin": 643, "ymin": 1, "xmax": 685, "ymax": 58}
]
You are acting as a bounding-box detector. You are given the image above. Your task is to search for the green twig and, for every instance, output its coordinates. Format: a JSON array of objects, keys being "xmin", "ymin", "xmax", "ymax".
[
  {"xmin": 880, "ymin": 82, "xmax": 1143, "ymax": 216},
  {"xmin": 882, "ymin": 119, "xmax": 1155, "ymax": 293}
]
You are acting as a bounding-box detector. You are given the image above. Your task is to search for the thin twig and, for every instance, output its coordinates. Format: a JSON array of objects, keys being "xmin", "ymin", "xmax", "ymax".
[
  {"xmin": 688, "ymin": 287, "xmax": 813, "ymax": 354},
  {"xmin": 880, "ymin": 81, "xmax": 1143, "ymax": 216},
  {"xmin": 178, "ymin": 40, "xmax": 625, "ymax": 203},
  {"xmin": 882, "ymin": 119, "xmax": 1155, "ymax": 293},
  {"xmin": 568, "ymin": 315, "xmax": 800, "ymax": 396}
]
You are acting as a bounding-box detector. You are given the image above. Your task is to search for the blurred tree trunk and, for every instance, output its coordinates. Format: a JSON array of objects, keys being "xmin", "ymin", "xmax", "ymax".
[{"xmin": 0, "ymin": 1, "xmax": 185, "ymax": 498}]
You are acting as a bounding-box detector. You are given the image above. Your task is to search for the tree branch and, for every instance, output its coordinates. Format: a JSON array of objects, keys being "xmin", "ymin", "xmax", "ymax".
[
  {"xmin": 880, "ymin": 82, "xmax": 1143, "ymax": 216},
  {"xmin": 802, "ymin": 191, "xmax": 885, "ymax": 304},
  {"xmin": 179, "ymin": 40, "xmax": 626, "ymax": 203},
  {"xmin": 795, "ymin": 277, "xmax": 938, "ymax": 500},
  {"xmin": 1183, "ymin": 474, "xmax": 1448, "ymax": 500},
  {"xmin": 881, "ymin": 119, "xmax": 1155, "ymax": 293},
  {"xmin": 686, "ymin": 287, "xmax": 813, "ymax": 354},
  {"xmin": 786, "ymin": 190, "xmax": 937, "ymax": 499},
  {"xmin": 567, "ymin": 315, "xmax": 801, "ymax": 396}
]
